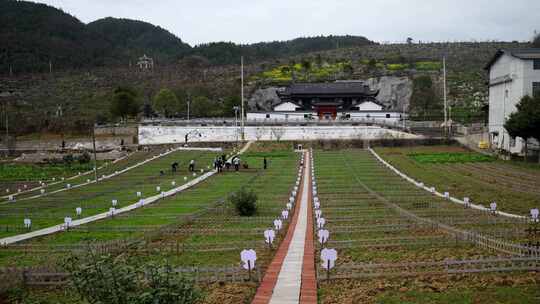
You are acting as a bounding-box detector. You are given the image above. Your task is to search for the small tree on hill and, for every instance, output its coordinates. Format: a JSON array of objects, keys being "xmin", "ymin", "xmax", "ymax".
[
  {"xmin": 191, "ymin": 95, "xmax": 214, "ymax": 118},
  {"xmin": 110, "ymin": 87, "xmax": 139, "ymax": 122},
  {"xmin": 222, "ymin": 95, "xmax": 241, "ymax": 117},
  {"xmin": 504, "ymin": 95, "xmax": 540, "ymax": 162},
  {"xmin": 533, "ymin": 33, "xmax": 540, "ymax": 48},
  {"xmin": 153, "ymin": 88, "xmax": 178, "ymax": 118},
  {"xmin": 409, "ymin": 76, "xmax": 441, "ymax": 120}
]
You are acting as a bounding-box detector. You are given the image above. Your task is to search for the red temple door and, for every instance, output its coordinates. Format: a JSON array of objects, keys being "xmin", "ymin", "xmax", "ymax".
[{"xmin": 316, "ymin": 106, "xmax": 337, "ymax": 120}]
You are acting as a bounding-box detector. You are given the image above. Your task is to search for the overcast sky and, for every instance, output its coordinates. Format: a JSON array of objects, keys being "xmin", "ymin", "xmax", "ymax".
[{"xmin": 34, "ymin": 0, "xmax": 539, "ymax": 46}]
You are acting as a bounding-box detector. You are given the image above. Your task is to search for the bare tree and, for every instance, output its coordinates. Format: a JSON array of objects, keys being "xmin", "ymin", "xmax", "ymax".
[
  {"xmin": 271, "ymin": 127, "xmax": 286, "ymax": 142},
  {"xmin": 255, "ymin": 127, "xmax": 265, "ymax": 141}
]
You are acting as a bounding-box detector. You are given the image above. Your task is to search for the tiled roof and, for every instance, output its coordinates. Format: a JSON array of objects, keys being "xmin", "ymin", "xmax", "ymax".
[
  {"xmin": 485, "ymin": 48, "xmax": 540, "ymax": 70},
  {"xmin": 281, "ymin": 82, "xmax": 379, "ymax": 96}
]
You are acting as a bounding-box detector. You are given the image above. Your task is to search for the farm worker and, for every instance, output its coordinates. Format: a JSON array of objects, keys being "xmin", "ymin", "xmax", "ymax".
[
  {"xmin": 221, "ymin": 154, "xmax": 226, "ymax": 163},
  {"xmin": 263, "ymin": 157, "xmax": 268, "ymax": 170},
  {"xmin": 217, "ymin": 158, "xmax": 223, "ymax": 172},
  {"xmin": 189, "ymin": 159, "xmax": 195, "ymax": 172},
  {"xmin": 171, "ymin": 162, "xmax": 178, "ymax": 173},
  {"xmin": 225, "ymin": 159, "xmax": 232, "ymax": 171},
  {"xmin": 234, "ymin": 157, "xmax": 240, "ymax": 171},
  {"xmin": 213, "ymin": 157, "xmax": 219, "ymax": 169}
]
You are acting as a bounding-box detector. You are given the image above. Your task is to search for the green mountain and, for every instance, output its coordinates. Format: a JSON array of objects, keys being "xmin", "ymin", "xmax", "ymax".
[
  {"xmin": 87, "ymin": 17, "xmax": 191, "ymax": 65},
  {"xmin": 0, "ymin": 0, "xmax": 375, "ymax": 74},
  {"xmin": 0, "ymin": 0, "xmax": 105, "ymax": 73},
  {"xmin": 193, "ymin": 36, "xmax": 374, "ymax": 65}
]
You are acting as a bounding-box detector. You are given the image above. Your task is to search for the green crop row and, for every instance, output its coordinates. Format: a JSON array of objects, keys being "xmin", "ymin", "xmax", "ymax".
[{"xmin": 409, "ymin": 152, "xmax": 495, "ymax": 164}]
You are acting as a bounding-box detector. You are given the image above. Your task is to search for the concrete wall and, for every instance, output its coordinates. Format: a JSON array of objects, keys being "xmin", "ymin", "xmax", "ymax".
[
  {"xmin": 247, "ymin": 111, "xmax": 403, "ymax": 124},
  {"xmin": 247, "ymin": 112, "xmax": 313, "ymax": 122},
  {"xmin": 94, "ymin": 126, "xmax": 138, "ymax": 136},
  {"xmin": 138, "ymin": 125, "xmax": 421, "ymax": 145},
  {"xmin": 348, "ymin": 112, "xmax": 402, "ymax": 123}
]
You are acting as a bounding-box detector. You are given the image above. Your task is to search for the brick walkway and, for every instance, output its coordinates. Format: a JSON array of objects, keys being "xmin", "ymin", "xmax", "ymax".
[{"xmin": 252, "ymin": 151, "xmax": 317, "ymax": 304}]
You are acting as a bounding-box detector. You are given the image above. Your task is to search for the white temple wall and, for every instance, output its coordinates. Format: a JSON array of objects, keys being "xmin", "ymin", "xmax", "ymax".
[{"xmin": 139, "ymin": 125, "xmax": 421, "ymax": 145}]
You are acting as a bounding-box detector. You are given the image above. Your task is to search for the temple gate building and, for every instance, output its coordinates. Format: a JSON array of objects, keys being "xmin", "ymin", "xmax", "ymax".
[{"xmin": 247, "ymin": 81, "xmax": 404, "ymax": 123}]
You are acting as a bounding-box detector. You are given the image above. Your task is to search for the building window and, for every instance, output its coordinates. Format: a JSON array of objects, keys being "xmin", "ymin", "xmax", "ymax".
[
  {"xmin": 265, "ymin": 114, "xmax": 270, "ymax": 119},
  {"xmin": 534, "ymin": 59, "xmax": 540, "ymax": 70},
  {"xmin": 386, "ymin": 114, "xmax": 391, "ymax": 119},
  {"xmin": 533, "ymin": 82, "xmax": 540, "ymax": 98}
]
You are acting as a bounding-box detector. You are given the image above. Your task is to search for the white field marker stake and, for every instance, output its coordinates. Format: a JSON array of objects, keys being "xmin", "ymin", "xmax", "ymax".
[
  {"xmin": 240, "ymin": 249, "xmax": 257, "ymax": 281},
  {"xmin": 321, "ymin": 248, "xmax": 337, "ymax": 281}
]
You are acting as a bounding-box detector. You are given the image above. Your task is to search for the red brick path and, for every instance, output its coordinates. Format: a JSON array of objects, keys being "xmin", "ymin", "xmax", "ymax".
[
  {"xmin": 300, "ymin": 158, "xmax": 317, "ymax": 304},
  {"xmin": 251, "ymin": 151, "xmax": 317, "ymax": 304}
]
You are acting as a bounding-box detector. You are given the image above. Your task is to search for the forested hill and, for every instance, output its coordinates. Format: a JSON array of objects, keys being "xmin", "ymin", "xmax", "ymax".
[
  {"xmin": 0, "ymin": 0, "xmax": 105, "ymax": 72},
  {"xmin": 0, "ymin": 0, "xmax": 375, "ymax": 74},
  {"xmin": 193, "ymin": 36, "xmax": 375, "ymax": 65},
  {"xmin": 87, "ymin": 18, "xmax": 192, "ymax": 65}
]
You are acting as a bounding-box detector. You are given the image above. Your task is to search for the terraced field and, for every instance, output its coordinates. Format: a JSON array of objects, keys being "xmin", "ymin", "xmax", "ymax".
[
  {"xmin": 314, "ymin": 150, "xmax": 540, "ymax": 304},
  {"xmin": 0, "ymin": 145, "xmax": 301, "ymax": 303},
  {"xmin": 374, "ymin": 146, "xmax": 540, "ymax": 215},
  {"xmin": 1, "ymin": 144, "xmax": 539, "ymax": 304},
  {"xmin": 0, "ymin": 148, "xmax": 170, "ymax": 201},
  {"xmin": 0, "ymin": 149, "xmax": 215, "ymax": 238}
]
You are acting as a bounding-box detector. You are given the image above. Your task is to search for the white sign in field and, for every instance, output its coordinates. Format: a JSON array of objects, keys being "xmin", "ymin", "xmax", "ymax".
[
  {"xmin": 321, "ymin": 248, "xmax": 337, "ymax": 270},
  {"xmin": 240, "ymin": 249, "xmax": 257, "ymax": 270}
]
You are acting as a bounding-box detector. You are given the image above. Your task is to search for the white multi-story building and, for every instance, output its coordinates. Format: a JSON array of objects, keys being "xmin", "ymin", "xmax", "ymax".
[{"xmin": 485, "ymin": 49, "xmax": 540, "ymax": 154}]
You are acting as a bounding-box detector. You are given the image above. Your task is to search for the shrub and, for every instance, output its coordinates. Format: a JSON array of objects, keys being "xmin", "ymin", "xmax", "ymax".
[
  {"xmin": 78, "ymin": 151, "xmax": 91, "ymax": 164},
  {"xmin": 229, "ymin": 187, "xmax": 258, "ymax": 216},
  {"xmin": 139, "ymin": 262, "xmax": 201, "ymax": 304},
  {"xmin": 415, "ymin": 61, "xmax": 442, "ymax": 71},
  {"xmin": 63, "ymin": 253, "xmax": 201, "ymax": 304},
  {"xmin": 62, "ymin": 154, "xmax": 74, "ymax": 165}
]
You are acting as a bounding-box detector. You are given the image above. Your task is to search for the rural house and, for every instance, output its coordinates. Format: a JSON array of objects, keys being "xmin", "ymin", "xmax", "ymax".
[{"xmin": 485, "ymin": 48, "xmax": 540, "ymax": 154}]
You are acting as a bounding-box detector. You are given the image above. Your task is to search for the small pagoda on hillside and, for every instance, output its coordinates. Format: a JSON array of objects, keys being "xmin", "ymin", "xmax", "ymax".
[{"xmin": 137, "ymin": 54, "xmax": 154, "ymax": 70}]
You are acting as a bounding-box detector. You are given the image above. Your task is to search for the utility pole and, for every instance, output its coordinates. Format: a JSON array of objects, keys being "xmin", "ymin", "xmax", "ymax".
[
  {"xmin": 5, "ymin": 101, "xmax": 8, "ymax": 142},
  {"xmin": 443, "ymin": 56, "xmax": 448, "ymax": 138},
  {"xmin": 241, "ymin": 56, "xmax": 245, "ymax": 141},
  {"xmin": 92, "ymin": 124, "xmax": 98, "ymax": 183},
  {"xmin": 233, "ymin": 106, "xmax": 240, "ymax": 149},
  {"xmin": 187, "ymin": 92, "xmax": 191, "ymax": 122}
]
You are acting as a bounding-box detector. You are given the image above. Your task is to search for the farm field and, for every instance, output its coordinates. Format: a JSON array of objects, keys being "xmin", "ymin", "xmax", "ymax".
[
  {"xmin": 1, "ymin": 144, "xmax": 539, "ymax": 303},
  {"xmin": 0, "ymin": 149, "xmax": 216, "ymax": 238},
  {"xmin": 313, "ymin": 149, "xmax": 540, "ymax": 304},
  {"xmin": 0, "ymin": 144, "xmax": 301, "ymax": 303},
  {"xmin": 374, "ymin": 145, "xmax": 540, "ymax": 215},
  {"xmin": 0, "ymin": 148, "xmax": 173, "ymax": 200}
]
